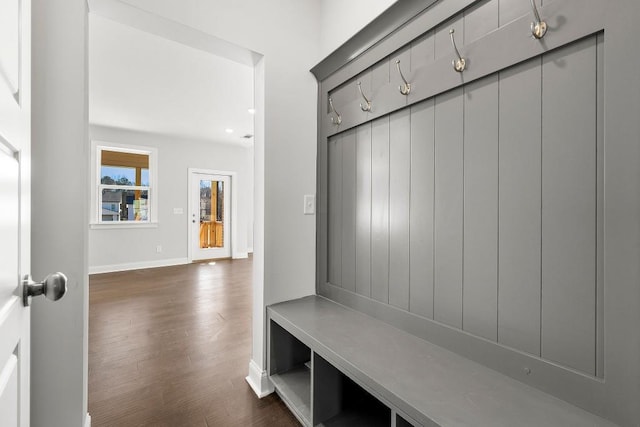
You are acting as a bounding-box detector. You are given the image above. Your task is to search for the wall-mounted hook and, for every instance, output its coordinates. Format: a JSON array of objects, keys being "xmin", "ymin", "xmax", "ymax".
[
  {"xmin": 395, "ymin": 60, "xmax": 411, "ymax": 95},
  {"xmin": 449, "ymin": 29, "xmax": 466, "ymax": 73},
  {"xmin": 530, "ymin": 0, "xmax": 547, "ymax": 39},
  {"xmin": 357, "ymin": 82, "xmax": 372, "ymax": 112},
  {"xmin": 329, "ymin": 97, "xmax": 342, "ymax": 125}
]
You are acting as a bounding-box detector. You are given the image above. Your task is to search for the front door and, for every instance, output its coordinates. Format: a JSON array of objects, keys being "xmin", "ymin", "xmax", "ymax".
[
  {"xmin": 190, "ymin": 173, "xmax": 231, "ymax": 260},
  {"xmin": 0, "ymin": 0, "xmax": 31, "ymax": 424}
]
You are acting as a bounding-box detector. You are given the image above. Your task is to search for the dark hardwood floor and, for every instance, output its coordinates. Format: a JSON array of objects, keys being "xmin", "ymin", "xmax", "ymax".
[{"xmin": 89, "ymin": 258, "xmax": 299, "ymax": 426}]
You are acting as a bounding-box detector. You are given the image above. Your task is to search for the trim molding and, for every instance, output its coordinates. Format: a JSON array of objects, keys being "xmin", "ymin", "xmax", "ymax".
[
  {"xmin": 89, "ymin": 257, "xmax": 189, "ymax": 274},
  {"xmin": 245, "ymin": 359, "xmax": 274, "ymax": 398},
  {"xmin": 84, "ymin": 413, "xmax": 91, "ymax": 427},
  {"xmin": 311, "ymin": 0, "xmax": 439, "ymax": 80},
  {"xmin": 233, "ymin": 251, "xmax": 249, "ymax": 259},
  {"xmin": 88, "ymin": 0, "xmax": 261, "ymax": 66}
]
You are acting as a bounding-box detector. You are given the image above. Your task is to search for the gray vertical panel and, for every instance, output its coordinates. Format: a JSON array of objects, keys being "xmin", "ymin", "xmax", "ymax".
[
  {"xmin": 410, "ymin": 100, "xmax": 435, "ymax": 319},
  {"xmin": 435, "ymin": 16, "xmax": 464, "ymax": 60},
  {"xmin": 542, "ymin": 37, "xmax": 597, "ymax": 375},
  {"xmin": 312, "ymin": 352, "xmax": 342, "ymax": 425},
  {"xmin": 317, "ymin": 87, "xmax": 330, "ymax": 289},
  {"xmin": 391, "ymin": 46, "xmax": 412, "ymax": 76},
  {"xmin": 330, "ymin": 77, "xmax": 358, "ymax": 110},
  {"xmin": 371, "ymin": 117, "xmax": 390, "ymax": 303},
  {"xmin": 434, "ymin": 88, "xmax": 464, "ymax": 328},
  {"xmin": 463, "ymin": 75, "xmax": 499, "ymax": 341},
  {"xmin": 464, "ymin": 0, "xmax": 499, "ymax": 43},
  {"xmin": 498, "ymin": 0, "xmax": 530, "ymax": 26},
  {"xmin": 356, "ymin": 124, "xmax": 372, "ymax": 298},
  {"xmin": 389, "ymin": 109, "xmax": 411, "ymax": 310},
  {"xmin": 411, "ymin": 31, "xmax": 434, "ymax": 71},
  {"xmin": 498, "ymin": 58, "xmax": 542, "ymax": 356},
  {"xmin": 341, "ymin": 130, "xmax": 357, "ymax": 292},
  {"xmin": 328, "ymin": 135, "xmax": 343, "ymax": 286},
  {"xmin": 595, "ymin": 33, "xmax": 604, "ymax": 378},
  {"xmin": 371, "ymin": 57, "xmax": 395, "ymax": 119},
  {"xmin": 372, "ymin": 57, "xmax": 390, "ymax": 88}
]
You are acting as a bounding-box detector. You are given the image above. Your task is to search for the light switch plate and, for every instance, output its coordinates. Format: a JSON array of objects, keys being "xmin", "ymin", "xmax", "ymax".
[{"xmin": 304, "ymin": 195, "xmax": 315, "ymax": 215}]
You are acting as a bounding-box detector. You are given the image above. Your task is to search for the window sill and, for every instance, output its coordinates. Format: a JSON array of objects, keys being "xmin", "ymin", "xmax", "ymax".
[{"xmin": 90, "ymin": 222, "xmax": 158, "ymax": 230}]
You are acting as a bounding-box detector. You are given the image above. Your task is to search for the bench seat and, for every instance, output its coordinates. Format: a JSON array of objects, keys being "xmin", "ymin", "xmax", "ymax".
[{"xmin": 267, "ymin": 295, "xmax": 615, "ymax": 427}]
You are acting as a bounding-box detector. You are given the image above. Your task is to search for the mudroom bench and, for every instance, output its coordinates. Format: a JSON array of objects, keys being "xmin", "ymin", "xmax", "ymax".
[{"xmin": 267, "ymin": 296, "xmax": 614, "ymax": 427}]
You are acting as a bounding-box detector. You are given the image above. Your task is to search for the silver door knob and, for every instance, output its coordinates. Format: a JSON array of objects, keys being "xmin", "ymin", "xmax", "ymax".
[{"xmin": 22, "ymin": 272, "xmax": 67, "ymax": 306}]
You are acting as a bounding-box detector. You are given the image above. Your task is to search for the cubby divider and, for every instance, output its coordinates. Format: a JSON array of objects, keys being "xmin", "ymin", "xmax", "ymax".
[
  {"xmin": 269, "ymin": 320, "xmax": 312, "ymax": 425},
  {"xmin": 269, "ymin": 318, "xmax": 393, "ymax": 426},
  {"xmin": 312, "ymin": 352, "xmax": 390, "ymax": 426}
]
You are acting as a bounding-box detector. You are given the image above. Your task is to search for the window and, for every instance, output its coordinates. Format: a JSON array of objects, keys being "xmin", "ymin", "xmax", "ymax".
[{"xmin": 91, "ymin": 142, "xmax": 158, "ymax": 226}]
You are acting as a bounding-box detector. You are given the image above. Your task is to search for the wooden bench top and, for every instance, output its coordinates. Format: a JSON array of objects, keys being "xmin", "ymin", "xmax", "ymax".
[{"xmin": 268, "ymin": 295, "xmax": 616, "ymax": 427}]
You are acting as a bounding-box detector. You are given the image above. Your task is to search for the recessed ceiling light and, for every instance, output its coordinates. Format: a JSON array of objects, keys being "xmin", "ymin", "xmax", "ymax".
[
  {"xmin": 225, "ymin": 128, "xmax": 234, "ymax": 134},
  {"xmin": 248, "ymin": 108, "xmax": 256, "ymax": 114}
]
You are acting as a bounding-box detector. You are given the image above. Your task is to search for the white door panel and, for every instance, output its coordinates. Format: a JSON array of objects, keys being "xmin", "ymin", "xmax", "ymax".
[
  {"xmin": 0, "ymin": 353, "xmax": 19, "ymax": 427},
  {"xmin": 0, "ymin": 0, "xmax": 31, "ymax": 425},
  {"xmin": 0, "ymin": 127, "xmax": 28, "ymax": 427},
  {"xmin": 0, "ymin": 0, "xmax": 20, "ymax": 99},
  {"xmin": 190, "ymin": 173, "xmax": 232, "ymax": 260}
]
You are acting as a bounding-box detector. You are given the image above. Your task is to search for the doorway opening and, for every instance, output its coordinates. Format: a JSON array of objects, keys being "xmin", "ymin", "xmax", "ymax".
[{"xmin": 87, "ymin": 3, "xmax": 267, "ymax": 424}]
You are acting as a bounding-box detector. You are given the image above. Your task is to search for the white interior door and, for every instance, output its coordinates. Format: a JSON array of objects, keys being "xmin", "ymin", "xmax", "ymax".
[
  {"xmin": 0, "ymin": 0, "xmax": 31, "ymax": 425},
  {"xmin": 191, "ymin": 173, "xmax": 232, "ymax": 260}
]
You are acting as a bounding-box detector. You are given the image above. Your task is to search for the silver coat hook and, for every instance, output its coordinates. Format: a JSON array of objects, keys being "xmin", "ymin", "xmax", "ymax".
[
  {"xmin": 395, "ymin": 60, "xmax": 411, "ymax": 95},
  {"xmin": 357, "ymin": 82, "xmax": 372, "ymax": 112},
  {"xmin": 329, "ymin": 97, "xmax": 342, "ymax": 125},
  {"xmin": 530, "ymin": 0, "xmax": 547, "ymax": 39},
  {"xmin": 449, "ymin": 29, "xmax": 466, "ymax": 73}
]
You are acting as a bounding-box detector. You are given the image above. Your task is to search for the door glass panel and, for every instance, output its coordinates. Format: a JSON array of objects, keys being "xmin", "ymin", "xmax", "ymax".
[{"xmin": 199, "ymin": 180, "xmax": 224, "ymax": 249}]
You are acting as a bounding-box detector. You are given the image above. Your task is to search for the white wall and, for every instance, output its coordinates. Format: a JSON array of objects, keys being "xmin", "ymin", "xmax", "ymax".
[
  {"xmin": 31, "ymin": 0, "xmax": 89, "ymax": 426},
  {"xmin": 89, "ymin": 13, "xmax": 255, "ymax": 145},
  {"xmin": 319, "ymin": 0, "xmax": 398, "ymax": 58},
  {"xmin": 110, "ymin": 0, "xmax": 397, "ymax": 393},
  {"xmin": 115, "ymin": 0, "xmax": 324, "ymax": 380},
  {"xmin": 88, "ymin": 125, "xmax": 253, "ymax": 272},
  {"xmin": 88, "ymin": 10, "xmax": 256, "ymax": 272}
]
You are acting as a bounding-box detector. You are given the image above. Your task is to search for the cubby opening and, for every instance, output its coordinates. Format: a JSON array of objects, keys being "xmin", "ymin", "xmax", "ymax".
[
  {"xmin": 269, "ymin": 320, "xmax": 312, "ymax": 424},
  {"xmin": 313, "ymin": 353, "xmax": 391, "ymax": 426},
  {"xmin": 395, "ymin": 414, "xmax": 415, "ymax": 427}
]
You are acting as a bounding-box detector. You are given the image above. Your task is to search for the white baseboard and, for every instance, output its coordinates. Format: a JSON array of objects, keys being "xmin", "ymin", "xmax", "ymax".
[
  {"xmin": 245, "ymin": 359, "xmax": 273, "ymax": 398},
  {"xmin": 89, "ymin": 257, "xmax": 189, "ymax": 274},
  {"xmin": 232, "ymin": 251, "xmax": 249, "ymax": 259},
  {"xmin": 247, "ymin": 247, "xmax": 253, "ymax": 254},
  {"xmin": 84, "ymin": 413, "xmax": 91, "ymax": 427}
]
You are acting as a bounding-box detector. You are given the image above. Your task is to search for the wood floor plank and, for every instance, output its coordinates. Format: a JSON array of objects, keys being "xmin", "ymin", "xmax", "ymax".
[{"xmin": 89, "ymin": 258, "xmax": 298, "ymax": 426}]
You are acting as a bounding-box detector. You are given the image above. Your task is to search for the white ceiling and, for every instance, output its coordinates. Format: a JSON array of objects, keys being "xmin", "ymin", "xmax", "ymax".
[
  {"xmin": 89, "ymin": 12, "xmax": 255, "ymax": 145},
  {"xmin": 88, "ymin": 0, "xmax": 397, "ymax": 146}
]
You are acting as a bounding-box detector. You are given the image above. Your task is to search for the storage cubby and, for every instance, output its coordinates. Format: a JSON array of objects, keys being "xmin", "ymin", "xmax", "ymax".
[
  {"xmin": 395, "ymin": 414, "xmax": 415, "ymax": 427},
  {"xmin": 269, "ymin": 320, "xmax": 312, "ymax": 425},
  {"xmin": 313, "ymin": 352, "xmax": 390, "ymax": 426}
]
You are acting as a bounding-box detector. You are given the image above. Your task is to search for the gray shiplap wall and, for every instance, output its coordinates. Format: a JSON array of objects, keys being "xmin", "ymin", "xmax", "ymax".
[{"xmin": 326, "ymin": 34, "xmax": 603, "ymax": 376}]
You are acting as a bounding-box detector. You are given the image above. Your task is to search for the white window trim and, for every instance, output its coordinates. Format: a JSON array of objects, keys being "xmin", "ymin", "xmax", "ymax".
[{"xmin": 90, "ymin": 140, "xmax": 158, "ymax": 228}]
